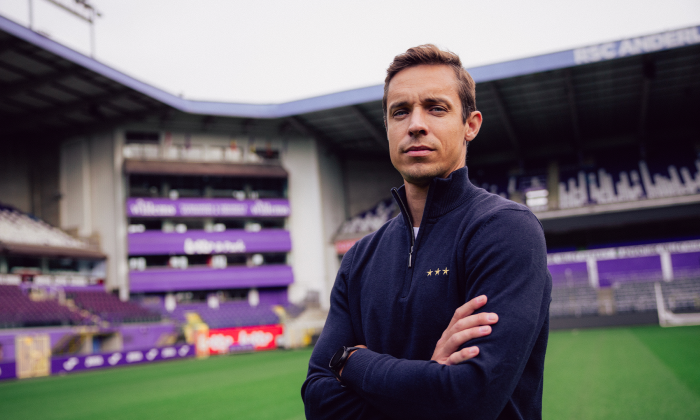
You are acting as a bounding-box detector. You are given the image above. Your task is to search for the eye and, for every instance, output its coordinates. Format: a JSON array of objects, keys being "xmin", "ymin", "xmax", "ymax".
[
  {"xmin": 430, "ymin": 105, "xmax": 447, "ymax": 112},
  {"xmin": 392, "ymin": 109, "xmax": 408, "ymax": 117}
]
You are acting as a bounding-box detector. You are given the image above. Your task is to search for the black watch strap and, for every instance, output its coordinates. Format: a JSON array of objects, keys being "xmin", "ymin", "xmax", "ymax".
[{"xmin": 329, "ymin": 346, "xmax": 363, "ymax": 381}]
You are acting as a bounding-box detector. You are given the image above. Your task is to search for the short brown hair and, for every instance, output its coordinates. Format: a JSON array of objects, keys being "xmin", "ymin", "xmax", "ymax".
[{"xmin": 383, "ymin": 44, "xmax": 477, "ymax": 124}]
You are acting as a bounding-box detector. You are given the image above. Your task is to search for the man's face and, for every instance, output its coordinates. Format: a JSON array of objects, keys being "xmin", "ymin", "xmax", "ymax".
[{"xmin": 385, "ymin": 64, "xmax": 481, "ymax": 186}]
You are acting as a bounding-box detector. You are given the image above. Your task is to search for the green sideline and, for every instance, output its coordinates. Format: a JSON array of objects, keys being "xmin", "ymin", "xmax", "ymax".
[{"xmin": 1, "ymin": 325, "xmax": 699, "ymax": 420}]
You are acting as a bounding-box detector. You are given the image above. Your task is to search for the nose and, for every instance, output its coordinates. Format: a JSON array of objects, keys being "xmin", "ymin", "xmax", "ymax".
[{"xmin": 408, "ymin": 108, "xmax": 428, "ymax": 137}]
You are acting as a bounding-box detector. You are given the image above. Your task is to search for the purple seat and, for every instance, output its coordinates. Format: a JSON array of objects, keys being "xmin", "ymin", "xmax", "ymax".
[
  {"xmin": 0, "ymin": 285, "xmax": 91, "ymax": 328},
  {"xmin": 68, "ymin": 291, "xmax": 162, "ymax": 324}
]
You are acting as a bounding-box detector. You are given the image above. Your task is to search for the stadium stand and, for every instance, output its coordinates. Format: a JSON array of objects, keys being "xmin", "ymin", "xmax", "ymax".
[
  {"xmin": 661, "ymin": 277, "xmax": 700, "ymax": 313},
  {"xmin": 1, "ymin": 16, "xmax": 700, "ymax": 361},
  {"xmin": 548, "ymin": 276, "xmax": 700, "ymax": 319},
  {"xmin": 0, "ymin": 285, "xmax": 88, "ymax": 328},
  {"xmin": 0, "ymin": 205, "xmax": 91, "ymax": 250},
  {"xmin": 549, "ymin": 284, "xmax": 600, "ymax": 318},
  {"xmin": 140, "ymin": 298, "xmax": 308, "ymax": 329},
  {"xmin": 165, "ymin": 301, "xmax": 278, "ymax": 329},
  {"xmin": 466, "ymin": 158, "xmax": 700, "ymax": 211},
  {"xmin": 613, "ymin": 281, "xmax": 658, "ymax": 314},
  {"xmin": 67, "ymin": 290, "xmax": 161, "ymax": 324}
]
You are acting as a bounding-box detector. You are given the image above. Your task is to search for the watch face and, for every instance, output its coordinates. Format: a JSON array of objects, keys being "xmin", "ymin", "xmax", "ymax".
[{"xmin": 330, "ymin": 347, "xmax": 345, "ymax": 368}]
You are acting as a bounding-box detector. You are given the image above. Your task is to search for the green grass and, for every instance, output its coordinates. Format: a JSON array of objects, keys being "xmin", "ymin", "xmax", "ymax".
[
  {"xmin": 543, "ymin": 325, "xmax": 700, "ymax": 419},
  {"xmin": 1, "ymin": 325, "xmax": 699, "ymax": 419},
  {"xmin": 0, "ymin": 348, "xmax": 312, "ymax": 420}
]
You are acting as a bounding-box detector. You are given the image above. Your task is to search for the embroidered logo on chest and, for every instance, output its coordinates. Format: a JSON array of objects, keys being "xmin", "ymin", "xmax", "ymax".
[{"xmin": 426, "ymin": 267, "xmax": 449, "ymax": 277}]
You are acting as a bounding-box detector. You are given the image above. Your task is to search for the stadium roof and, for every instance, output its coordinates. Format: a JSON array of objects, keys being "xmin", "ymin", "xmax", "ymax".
[{"xmin": 1, "ymin": 15, "xmax": 699, "ymax": 162}]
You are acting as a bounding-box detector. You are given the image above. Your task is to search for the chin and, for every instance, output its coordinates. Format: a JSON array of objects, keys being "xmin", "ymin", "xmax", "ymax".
[{"xmin": 398, "ymin": 164, "xmax": 445, "ymax": 185}]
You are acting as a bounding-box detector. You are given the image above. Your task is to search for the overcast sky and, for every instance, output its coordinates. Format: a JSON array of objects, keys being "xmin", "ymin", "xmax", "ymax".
[{"xmin": 1, "ymin": 0, "xmax": 699, "ymax": 104}]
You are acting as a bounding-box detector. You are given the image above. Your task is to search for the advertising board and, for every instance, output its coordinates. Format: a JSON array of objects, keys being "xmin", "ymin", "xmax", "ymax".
[
  {"xmin": 208, "ymin": 325, "xmax": 283, "ymax": 354},
  {"xmin": 128, "ymin": 229, "xmax": 291, "ymax": 255},
  {"xmin": 0, "ymin": 361, "xmax": 16, "ymax": 381},
  {"xmin": 51, "ymin": 344, "xmax": 194, "ymax": 374}
]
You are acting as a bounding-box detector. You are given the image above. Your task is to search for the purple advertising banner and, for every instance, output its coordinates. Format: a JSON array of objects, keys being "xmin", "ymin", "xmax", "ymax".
[
  {"xmin": 547, "ymin": 262, "xmax": 589, "ymax": 285},
  {"xmin": 128, "ymin": 229, "xmax": 291, "ymax": 256},
  {"xmin": 127, "ymin": 198, "xmax": 290, "ymax": 218},
  {"xmin": 0, "ymin": 361, "xmax": 16, "ymax": 381},
  {"xmin": 129, "ymin": 264, "xmax": 294, "ymax": 292},
  {"xmin": 597, "ymin": 255, "xmax": 663, "ymax": 287},
  {"xmin": 51, "ymin": 344, "xmax": 195, "ymax": 375},
  {"xmin": 671, "ymin": 252, "xmax": 700, "ymax": 278}
]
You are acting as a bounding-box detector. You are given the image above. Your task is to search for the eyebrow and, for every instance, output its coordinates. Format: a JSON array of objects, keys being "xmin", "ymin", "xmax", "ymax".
[
  {"xmin": 422, "ymin": 97, "xmax": 451, "ymax": 107},
  {"xmin": 388, "ymin": 101, "xmax": 410, "ymax": 114},
  {"xmin": 388, "ymin": 97, "xmax": 451, "ymax": 114}
]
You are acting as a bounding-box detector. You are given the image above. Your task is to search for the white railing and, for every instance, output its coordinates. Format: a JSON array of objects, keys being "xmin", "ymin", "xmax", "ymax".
[{"xmin": 123, "ymin": 144, "xmax": 275, "ymax": 164}]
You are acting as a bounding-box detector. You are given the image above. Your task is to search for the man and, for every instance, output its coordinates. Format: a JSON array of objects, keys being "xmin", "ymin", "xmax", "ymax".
[{"xmin": 302, "ymin": 45, "xmax": 551, "ymax": 420}]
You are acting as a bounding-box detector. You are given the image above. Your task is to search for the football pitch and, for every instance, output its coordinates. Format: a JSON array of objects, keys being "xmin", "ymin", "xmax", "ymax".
[{"xmin": 1, "ymin": 325, "xmax": 699, "ymax": 420}]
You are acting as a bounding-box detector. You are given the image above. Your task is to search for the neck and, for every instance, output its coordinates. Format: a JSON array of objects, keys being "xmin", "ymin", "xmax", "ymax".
[{"xmin": 404, "ymin": 180, "xmax": 430, "ymax": 227}]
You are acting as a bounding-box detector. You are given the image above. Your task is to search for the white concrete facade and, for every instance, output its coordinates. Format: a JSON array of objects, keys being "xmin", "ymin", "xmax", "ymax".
[
  {"xmin": 316, "ymin": 144, "xmax": 347, "ymax": 308},
  {"xmin": 55, "ymin": 128, "xmax": 348, "ymax": 306},
  {"xmin": 284, "ymin": 137, "xmax": 333, "ymax": 307},
  {"xmin": 59, "ymin": 132, "xmax": 130, "ymax": 299}
]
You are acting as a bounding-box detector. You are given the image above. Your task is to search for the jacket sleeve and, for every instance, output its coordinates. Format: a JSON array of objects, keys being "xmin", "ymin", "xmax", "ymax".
[
  {"xmin": 339, "ymin": 209, "xmax": 551, "ymax": 420},
  {"xmin": 301, "ymin": 246, "xmax": 389, "ymax": 420}
]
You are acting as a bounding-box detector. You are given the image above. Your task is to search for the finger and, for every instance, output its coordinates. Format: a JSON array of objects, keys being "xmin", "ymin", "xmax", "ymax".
[
  {"xmin": 452, "ymin": 312, "xmax": 499, "ymax": 334},
  {"xmin": 432, "ymin": 323, "xmax": 491, "ymax": 362},
  {"xmin": 448, "ymin": 295, "xmax": 487, "ymax": 329},
  {"xmin": 447, "ymin": 324, "xmax": 492, "ymax": 351},
  {"xmin": 446, "ymin": 346, "xmax": 479, "ymax": 366}
]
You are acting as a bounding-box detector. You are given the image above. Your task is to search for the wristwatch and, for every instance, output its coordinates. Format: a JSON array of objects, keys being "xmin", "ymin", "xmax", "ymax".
[{"xmin": 329, "ymin": 346, "xmax": 362, "ymax": 381}]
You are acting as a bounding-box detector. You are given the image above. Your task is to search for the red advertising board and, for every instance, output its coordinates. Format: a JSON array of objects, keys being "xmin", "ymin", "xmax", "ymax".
[
  {"xmin": 335, "ymin": 239, "xmax": 358, "ymax": 255},
  {"xmin": 208, "ymin": 324, "xmax": 284, "ymax": 354}
]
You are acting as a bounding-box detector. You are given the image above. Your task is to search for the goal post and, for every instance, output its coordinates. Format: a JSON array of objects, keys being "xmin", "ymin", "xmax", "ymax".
[{"xmin": 654, "ymin": 282, "xmax": 700, "ymax": 327}]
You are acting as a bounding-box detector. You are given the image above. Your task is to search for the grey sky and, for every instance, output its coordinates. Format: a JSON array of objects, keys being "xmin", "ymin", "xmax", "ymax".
[{"xmin": 1, "ymin": 0, "xmax": 699, "ymax": 104}]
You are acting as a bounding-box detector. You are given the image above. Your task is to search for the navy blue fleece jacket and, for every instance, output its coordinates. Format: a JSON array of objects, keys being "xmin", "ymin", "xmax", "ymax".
[{"xmin": 301, "ymin": 167, "xmax": 552, "ymax": 420}]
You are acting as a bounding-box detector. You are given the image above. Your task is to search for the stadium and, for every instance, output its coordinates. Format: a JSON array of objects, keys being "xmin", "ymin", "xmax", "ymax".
[{"xmin": 0, "ymin": 10, "xmax": 699, "ymax": 419}]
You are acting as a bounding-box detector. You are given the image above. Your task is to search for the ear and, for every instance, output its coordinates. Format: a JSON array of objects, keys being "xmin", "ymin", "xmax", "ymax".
[{"xmin": 464, "ymin": 111, "xmax": 483, "ymax": 143}]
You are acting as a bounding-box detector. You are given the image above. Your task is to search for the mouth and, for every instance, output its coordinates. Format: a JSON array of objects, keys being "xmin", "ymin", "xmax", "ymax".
[{"xmin": 404, "ymin": 145, "xmax": 434, "ymax": 157}]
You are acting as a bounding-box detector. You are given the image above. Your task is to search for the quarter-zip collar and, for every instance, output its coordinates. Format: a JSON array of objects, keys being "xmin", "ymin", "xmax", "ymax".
[
  {"xmin": 391, "ymin": 187, "xmax": 415, "ymax": 267},
  {"xmin": 391, "ymin": 166, "xmax": 477, "ymax": 267}
]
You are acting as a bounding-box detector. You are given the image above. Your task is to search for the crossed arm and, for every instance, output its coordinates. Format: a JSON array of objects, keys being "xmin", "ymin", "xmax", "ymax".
[
  {"xmin": 301, "ymin": 209, "xmax": 550, "ymax": 420},
  {"xmin": 302, "ymin": 287, "xmax": 502, "ymax": 420},
  {"xmin": 340, "ymin": 296, "xmax": 497, "ymax": 376}
]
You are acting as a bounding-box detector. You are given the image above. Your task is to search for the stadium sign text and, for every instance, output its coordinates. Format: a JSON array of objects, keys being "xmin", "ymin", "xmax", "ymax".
[
  {"xmin": 184, "ymin": 238, "xmax": 246, "ymax": 254},
  {"xmin": 574, "ymin": 27, "xmax": 700, "ymax": 65},
  {"xmin": 127, "ymin": 198, "xmax": 290, "ymax": 218}
]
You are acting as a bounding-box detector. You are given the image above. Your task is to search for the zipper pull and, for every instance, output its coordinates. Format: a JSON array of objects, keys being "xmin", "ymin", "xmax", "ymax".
[{"xmin": 408, "ymin": 245, "xmax": 414, "ymax": 268}]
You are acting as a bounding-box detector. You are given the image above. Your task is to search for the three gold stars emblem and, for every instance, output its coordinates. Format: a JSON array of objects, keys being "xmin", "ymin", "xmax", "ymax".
[{"xmin": 427, "ymin": 268, "xmax": 449, "ymax": 276}]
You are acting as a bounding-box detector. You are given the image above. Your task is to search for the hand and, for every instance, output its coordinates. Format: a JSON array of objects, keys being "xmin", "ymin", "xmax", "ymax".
[
  {"xmin": 431, "ymin": 295, "xmax": 498, "ymax": 366},
  {"xmin": 339, "ymin": 345, "xmax": 367, "ymax": 377}
]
